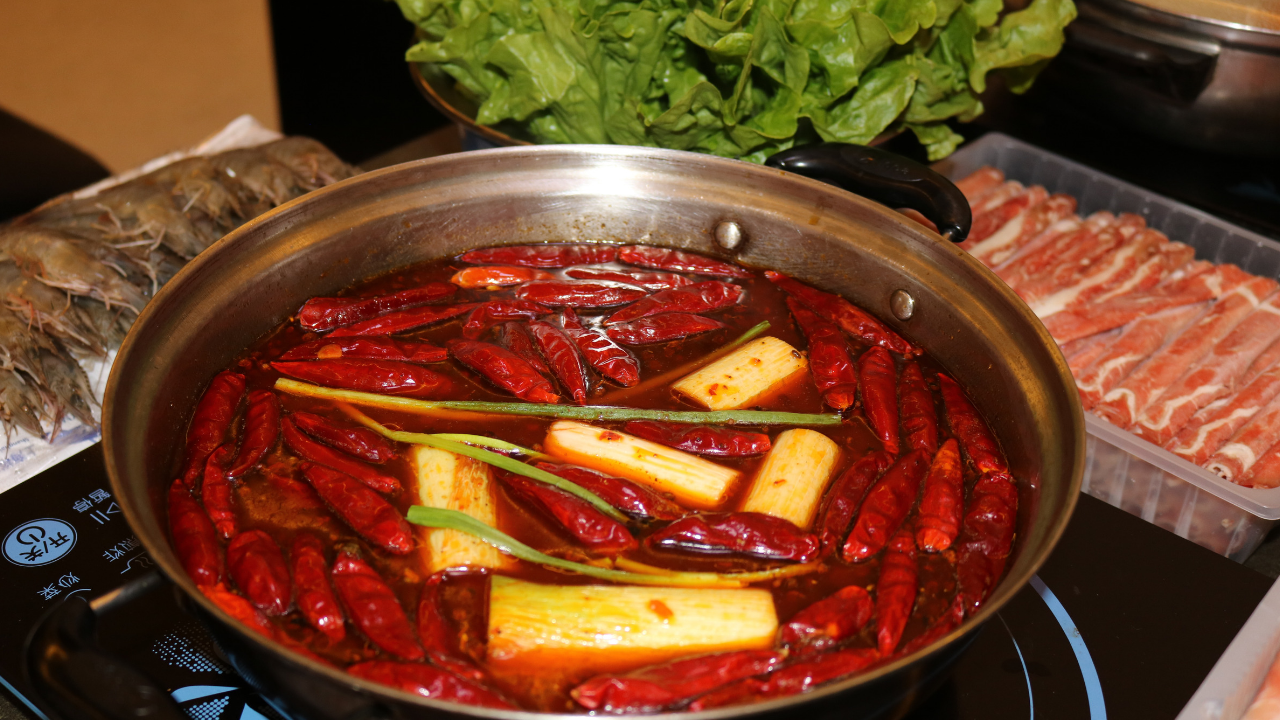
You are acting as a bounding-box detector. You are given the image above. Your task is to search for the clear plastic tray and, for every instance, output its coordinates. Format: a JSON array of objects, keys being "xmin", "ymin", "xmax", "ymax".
[
  {"xmin": 1177, "ymin": 575, "xmax": 1280, "ymax": 720},
  {"xmin": 936, "ymin": 133, "xmax": 1280, "ymax": 562}
]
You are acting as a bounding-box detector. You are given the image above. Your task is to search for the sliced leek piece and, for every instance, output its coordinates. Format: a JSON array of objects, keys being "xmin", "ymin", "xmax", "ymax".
[
  {"xmin": 412, "ymin": 446, "xmax": 514, "ymax": 573},
  {"xmin": 739, "ymin": 429, "xmax": 841, "ymax": 528},
  {"xmin": 672, "ymin": 337, "xmax": 808, "ymax": 410},
  {"xmin": 543, "ymin": 420, "xmax": 740, "ymax": 509},
  {"xmin": 486, "ymin": 576, "xmax": 777, "ymax": 672}
]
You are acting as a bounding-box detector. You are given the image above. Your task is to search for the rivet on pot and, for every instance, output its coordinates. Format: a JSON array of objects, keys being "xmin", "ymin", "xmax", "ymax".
[
  {"xmin": 891, "ymin": 290, "xmax": 915, "ymax": 321},
  {"xmin": 714, "ymin": 221, "xmax": 744, "ymax": 250}
]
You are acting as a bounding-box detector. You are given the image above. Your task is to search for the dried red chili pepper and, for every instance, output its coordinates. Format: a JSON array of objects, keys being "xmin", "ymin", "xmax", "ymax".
[
  {"xmin": 534, "ymin": 462, "xmax": 684, "ymax": 521},
  {"xmin": 299, "ymin": 283, "xmax": 457, "ymax": 332},
  {"xmin": 263, "ymin": 464, "xmax": 326, "ymax": 510},
  {"xmin": 461, "ymin": 300, "xmax": 550, "ymax": 339},
  {"xmin": 300, "ymin": 463, "xmax": 415, "ymax": 555},
  {"xmin": 875, "ymin": 524, "xmax": 918, "ymax": 656},
  {"xmin": 283, "ymin": 417, "xmax": 401, "ymax": 493},
  {"xmin": 605, "ymin": 281, "xmax": 743, "ymax": 324},
  {"xmin": 227, "ymin": 390, "xmax": 280, "ymax": 478},
  {"xmin": 200, "ymin": 584, "xmax": 273, "ymax": 638},
  {"xmin": 778, "ymin": 586, "xmax": 874, "ymax": 654},
  {"xmin": 899, "ymin": 593, "xmax": 965, "ymax": 656},
  {"xmin": 276, "ymin": 636, "xmax": 330, "ymax": 665},
  {"xmin": 517, "ymin": 281, "xmax": 648, "ymax": 308},
  {"xmin": 227, "ymin": 529, "xmax": 292, "ymax": 616},
  {"xmin": 331, "ymin": 548, "xmax": 424, "ymax": 660},
  {"xmin": 417, "ymin": 573, "xmax": 487, "ymax": 683},
  {"xmin": 645, "ymin": 512, "xmax": 820, "ymax": 562},
  {"xmin": 956, "ymin": 471, "xmax": 1018, "ymax": 614},
  {"xmin": 565, "ymin": 267, "xmax": 694, "ymax": 291},
  {"xmin": 766, "ymin": 271, "xmax": 918, "ymax": 356},
  {"xmin": 278, "ymin": 337, "xmax": 447, "ymax": 364},
  {"xmin": 938, "ymin": 373, "xmax": 1008, "ymax": 475},
  {"xmin": 622, "ymin": 420, "xmax": 771, "ymax": 457},
  {"xmin": 498, "ymin": 471, "xmax": 638, "ymax": 554},
  {"xmin": 292, "ymin": 411, "xmax": 396, "ymax": 464},
  {"xmin": 450, "ymin": 266, "xmax": 553, "ymax": 289},
  {"xmin": 605, "ymin": 313, "xmax": 725, "ymax": 345},
  {"xmin": 915, "ymin": 439, "xmax": 964, "ymax": 552},
  {"xmin": 842, "ymin": 449, "xmax": 931, "ymax": 562},
  {"xmin": 181, "ymin": 371, "xmax": 245, "ymax": 489},
  {"xmin": 459, "ymin": 244, "xmax": 617, "ymax": 268},
  {"xmin": 618, "ymin": 245, "xmax": 750, "ymax": 278},
  {"xmin": 787, "ymin": 298, "xmax": 858, "ymax": 411},
  {"xmin": 816, "ymin": 450, "xmax": 894, "ymax": 556},
  {"xmin": 687, "ymin": 648, "xmax": 880, "ymax": 710},
  {"xmin": 898, "ymin": 361, "xmax": 939, "ymax": 455},
  {"xmin": 527, "ymin": 319, "xmax": 590, "ymax": 404},
  {"xmin": 201, "ymin": 445, "xmax": 237, "ymax": 539},
  {"xmin": 169, "ymin": 478, "xmax": 223, "ymax": 587},
  {"xmin": 559, "ymin": 308, "xmax": 640, "ymax": 387},
  {"xmin": 272, "ymin": 359, "xmax": 453, "ymax": 399},
  {"xmin": 347, "ymin": 661, "xmax": 514, "ymax": 709},
  {"xmin": 571, "ymin": 650, "xmax": 783, "ymax": 713},
  {"xmin": 291, "ymin": 533, "xmax": 346, "ymax": 642},
  {"xmin": 859, "ymin": 346, "xmax": 900, "ymax": 455},
  {"xmin": 496, "ymin": 321, "xmax": 552, "ymax": 377},
  {"xmin": 446, "ymin": 338, "xmax": 560, "ymax": 404},
  {"xmin": 327, "ymin": 303, "xmax": 476, "ymax": 338}
]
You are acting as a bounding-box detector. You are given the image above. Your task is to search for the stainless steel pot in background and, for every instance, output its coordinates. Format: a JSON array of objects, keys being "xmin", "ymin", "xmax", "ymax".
[
  {"xmin": 31, "ymin": 145, "xmax": 1084, "ymax": 720},
  {"xmin": 1039, "ymin": 0, "xmax": 1280, "ymax": 156}
]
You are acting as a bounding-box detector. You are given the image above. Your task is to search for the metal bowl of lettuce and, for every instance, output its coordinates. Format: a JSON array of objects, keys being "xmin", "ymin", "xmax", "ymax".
[{"xmin": 397, "ymin": 0, "xmax": 1077, "ymax": 162}]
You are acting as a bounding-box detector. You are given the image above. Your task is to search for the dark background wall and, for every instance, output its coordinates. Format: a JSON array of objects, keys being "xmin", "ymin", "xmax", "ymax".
[{"xmin": 269, "ymin": 0, "xmax": 449, "ymax": 165}]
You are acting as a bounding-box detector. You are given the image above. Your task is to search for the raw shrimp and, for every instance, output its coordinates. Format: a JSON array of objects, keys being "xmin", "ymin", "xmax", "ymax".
[
  {"xmin": 263, "ymin": 138, "xmax": 359, "ymax": 189},
  {"xmin": 145, "ymin": 247, "xmax": 186, "ymax": 292},
  {"xmin": 0, "ymin": 226, "xmax": 148, "ymax": 312},
  {"xmin": 92, "ymin": 183, "xmax": 217, "ymax": 259},
  {"xmin": 74, "ymin": 296, "xmax": 131, "ymax": 348},
  {"xmin": 0, "ymin": 368, "xmax": 45, "ymax": 440},
  {"xmin": 20, "ymin": 211, "xmax": 160, "ymax": 292},
  {"xmin": 211, "ymin": 147, "xmax": 305, "ymax": 210},
  {"xmin": 0, "ymin": 262, "xmax": 108, "ymax": 354},
  {"xmin": 2, "ymin": 135, "xmax": 358, "ymax": 447},
  {"xmin": 149, "ymin": 157, "xmax": 244, "ymax": 226},
  {"xmin": 0, "ymin": 309, "xmax": 59, "ymax": 381},
  {"xmin": 38, "ymin": 349, "xmax": 96, "ymax": 433}
]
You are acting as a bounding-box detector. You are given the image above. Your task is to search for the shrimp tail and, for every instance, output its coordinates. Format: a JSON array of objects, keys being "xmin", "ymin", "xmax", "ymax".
[
  {"xmin": 38, "ymin": 349, "xmax": 97, "ymax": 434},
  {"xmin": 0, "ymin": 368, "xmax": 47, "ymax": 440}
]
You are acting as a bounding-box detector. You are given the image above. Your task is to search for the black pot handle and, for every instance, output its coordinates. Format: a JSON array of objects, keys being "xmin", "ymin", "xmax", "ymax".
[
  {"xmin": 24, "ymin": 570, "xmax": 188, "ymax": 720},
  {"xmin": 765, "ymin": 142, "xmax": 972, "ymax": 243}
]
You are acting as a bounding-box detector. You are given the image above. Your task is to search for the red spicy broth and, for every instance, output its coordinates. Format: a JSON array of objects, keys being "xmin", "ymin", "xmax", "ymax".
[{"xmin": 168, "ymin": 245, "xmax": 1016, "ymax": 713}]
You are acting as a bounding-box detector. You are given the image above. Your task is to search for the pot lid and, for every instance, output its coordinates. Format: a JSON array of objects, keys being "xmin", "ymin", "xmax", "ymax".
[{"xmin": 1122, "ymin": 0, "xmax": 1280, "ymax": 34}]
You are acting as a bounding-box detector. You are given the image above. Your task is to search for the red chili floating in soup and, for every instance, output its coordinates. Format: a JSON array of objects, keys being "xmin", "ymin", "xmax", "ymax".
[{"xmin": 167, "ymin": 244, "xmax": 1018, "ymax": 713}]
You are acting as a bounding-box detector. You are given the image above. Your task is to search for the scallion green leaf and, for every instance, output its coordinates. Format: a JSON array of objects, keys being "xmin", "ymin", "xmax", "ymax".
[
  {"xmin": 343, "ymin": 407, "xmax": 628, "ymax": 523},
  {"xmin": 275, "ymin": 378, "xmax": 840, "ymax": 426},
  {"xmin": 406, "ymin": 506, "xmax": 822, "ymax": 588}
]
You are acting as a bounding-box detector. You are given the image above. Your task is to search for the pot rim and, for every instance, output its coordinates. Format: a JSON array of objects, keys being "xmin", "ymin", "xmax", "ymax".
[
  {"xmin": 103, "ymin": 143, "xmax": 1084, "ymax": 718},
  {"xmin": 1087, "ymin": 0, "xmax": 1280, "ymax": 48}
]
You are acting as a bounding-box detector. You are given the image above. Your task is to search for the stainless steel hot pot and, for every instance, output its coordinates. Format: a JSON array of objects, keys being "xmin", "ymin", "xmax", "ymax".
[
  {"xmin": 32, "ymin": 146, "xmax": 1084, "ymax": 720},
  {"xmin": 1039, "ymin": 0, "xmax": 1280, "ymax": 156}
]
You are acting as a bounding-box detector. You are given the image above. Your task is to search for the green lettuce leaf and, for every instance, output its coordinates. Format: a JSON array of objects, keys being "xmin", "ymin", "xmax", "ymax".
[
  {"xmin": 970, "ymin": 0, "xmax": 1078, "ymax": 93},
  {"xmin": 393, "ymin": 0, "xmax": 1075, "ymax": 161}
]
